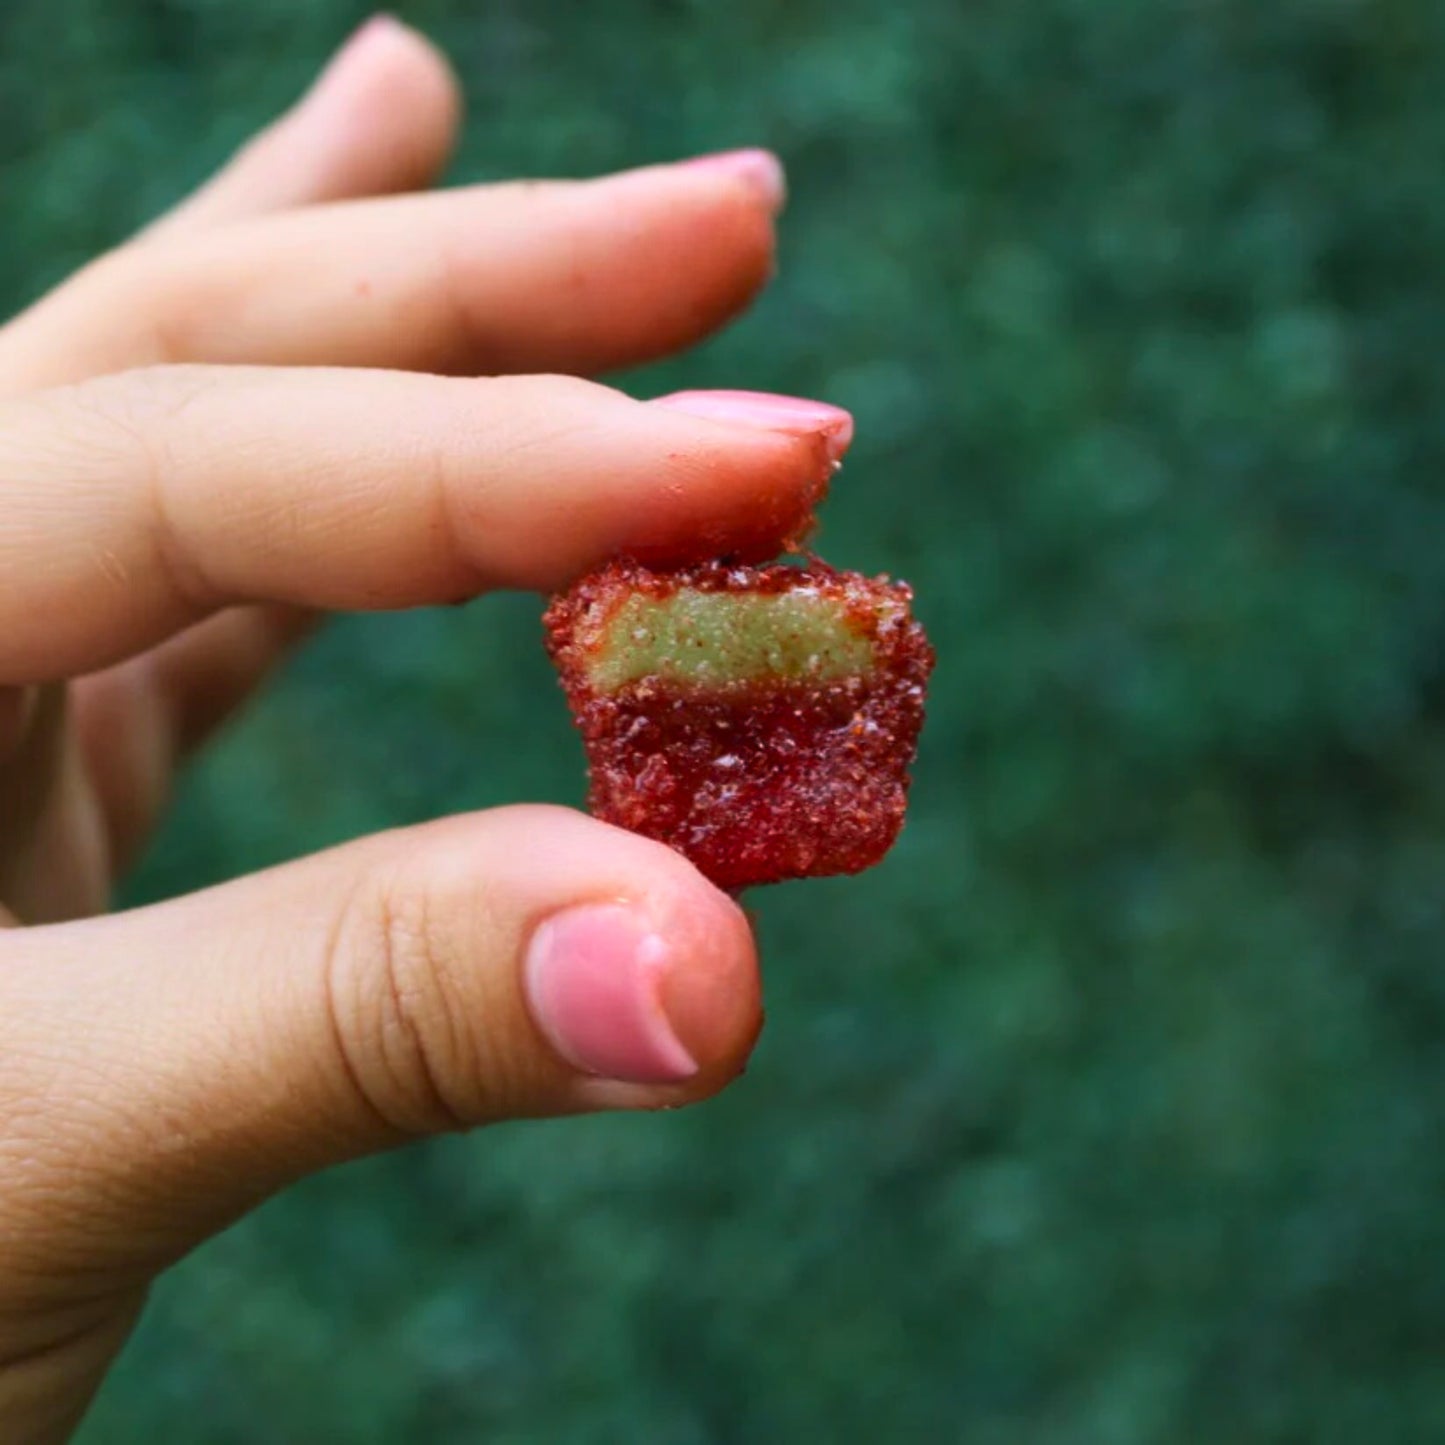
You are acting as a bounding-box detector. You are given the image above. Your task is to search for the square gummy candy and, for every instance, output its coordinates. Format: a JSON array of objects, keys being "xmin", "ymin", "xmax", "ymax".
[{"xmin": 545, "ymin": 560, "xmax": 933, "ymax": 890}]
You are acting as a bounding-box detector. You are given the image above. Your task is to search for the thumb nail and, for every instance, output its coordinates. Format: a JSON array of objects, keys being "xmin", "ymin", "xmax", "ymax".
[{"xmin": 525, "ymin": 904, "xmax": 700, "ymax": 1084}]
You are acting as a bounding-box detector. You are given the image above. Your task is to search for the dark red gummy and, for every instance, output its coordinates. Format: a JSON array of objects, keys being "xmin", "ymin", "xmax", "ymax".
[{"xmin": 544, "ymin": 560, "xmax": 933, "ymax": 890}]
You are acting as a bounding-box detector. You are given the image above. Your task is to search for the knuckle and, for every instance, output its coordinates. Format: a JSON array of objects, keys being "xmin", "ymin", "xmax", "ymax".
[
  {"xmin": 52, "ymin": 368, "xmax": 220, "ymax": 611},
  {"xmin": 73, "ymin": 247, "xmax": 202, "ymax": 369},
  {"xmin": 324, "ymin": 866, "xmax": 483, "ymax": 1137},
  {"xmin": 34, "ymin": 365, "xmax": 215, "ymax": 478},
  {"xmin": 74, "ymin": 364, "xmax": 218, "ymax": 429}
]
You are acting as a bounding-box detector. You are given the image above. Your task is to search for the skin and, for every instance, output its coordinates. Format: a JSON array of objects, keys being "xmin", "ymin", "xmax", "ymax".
[{"xmin": 0, "ymin": 20, "xmax": 847, "ymax": 1440}]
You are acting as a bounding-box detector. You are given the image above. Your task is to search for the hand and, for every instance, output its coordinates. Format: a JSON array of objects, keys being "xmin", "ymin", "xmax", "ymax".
[{"xmin": 0, "ymin": 20, "xmax": 851, "ymax": 1440}]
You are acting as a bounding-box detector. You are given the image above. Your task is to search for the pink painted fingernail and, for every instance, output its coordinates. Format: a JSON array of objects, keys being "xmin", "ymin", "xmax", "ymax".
[
  {"xmin": 652, "ymin": 389, "xmax": 854, "ymax": 463},
  {"xmin": 677, "ymin": 148, "xmax": 787, "ymax": 214},
  {"xmin": 525, "ymin": 905, "xmax": 699, "ymax": 1084}
]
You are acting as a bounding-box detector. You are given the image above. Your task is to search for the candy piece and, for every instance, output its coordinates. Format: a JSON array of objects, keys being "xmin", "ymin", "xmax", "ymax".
[{"xmin": 544, "ymin": 560, "xmax": 933, "ymax": 890}]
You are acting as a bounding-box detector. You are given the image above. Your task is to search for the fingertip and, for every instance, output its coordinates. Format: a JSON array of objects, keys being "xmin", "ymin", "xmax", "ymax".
[
  {"xmin": 499, "ymin": 810, "xmax": 761, "ymax": 1092},
  {"xmin": 655, "ymin": 884, "xmax": 763, "ymax": 1081},
  {"xmin": 318, "ymin": 14, "xmax": 457, "ymax": 107},
  {"xmin": 433, "ymin": 374, "xmax": 834, "ymax": 586},
  {"xmin": 626, "ymin": 419, "xmax": 835, "ymax": 571},
  {"xmin": 670, "ymin": 148, "xmax": 787, "ymax": 216},
  {"xmin": 305, "ymin": 14, "xmax": 462, "ymax": 186},
  {"xmin": 144, "ymin": 13, "xmax": 465, "ymax": 241},
  {"xmin": 519, "ymin": 859, "xmax": 760, "ymax": 1090},
  {"xmin": 609, "ymin": 148, "xmax": 786, "ymax": 219},
  {"xmin": 540, "ymin": 151, "xmax": 780, "ymax": 369},
  {"xmin": 369, "ymin": 16, "xmax": 464, "ymax": 143}
]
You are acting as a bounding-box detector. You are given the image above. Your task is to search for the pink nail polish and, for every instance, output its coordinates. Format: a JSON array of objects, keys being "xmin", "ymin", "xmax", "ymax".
[
  {"xmin": 677, "ymin": 148, "xmax": 787, "ymax": 214},
  {"xmin": 525, "ymin": 905, "xmax": 699, "ymax": 1084},
  {"xmin": 651, "ymin": 389, "xmax": 854, "ymax": 463}
]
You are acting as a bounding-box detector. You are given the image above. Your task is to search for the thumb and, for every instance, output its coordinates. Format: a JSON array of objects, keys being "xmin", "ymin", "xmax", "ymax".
[{"xmin": 0, "ymin": 806, "xmax": 759, "ymax": 1291}]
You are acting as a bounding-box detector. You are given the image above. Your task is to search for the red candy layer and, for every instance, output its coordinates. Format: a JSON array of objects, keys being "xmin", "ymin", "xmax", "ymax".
[{"xmin": 544, "ymin": 561, "xmax": 933, "ymax": 890}]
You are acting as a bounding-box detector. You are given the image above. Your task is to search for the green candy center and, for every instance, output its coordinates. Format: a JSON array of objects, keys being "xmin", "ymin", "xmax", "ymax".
[{"xmin": 591, "ymin": 587, "xmax": 883, "ymax": 692}]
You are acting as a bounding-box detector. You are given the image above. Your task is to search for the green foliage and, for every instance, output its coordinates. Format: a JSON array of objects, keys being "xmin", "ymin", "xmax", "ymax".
[{"xmin": 5, "ymin": 0, "xmax": 1445, "ymax": 1438}]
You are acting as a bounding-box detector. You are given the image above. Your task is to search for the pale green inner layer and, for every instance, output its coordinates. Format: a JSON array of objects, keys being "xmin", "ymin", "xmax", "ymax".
[{"xmin": 590, "ymin": 588, "xmax": 881, "ymax": 692}]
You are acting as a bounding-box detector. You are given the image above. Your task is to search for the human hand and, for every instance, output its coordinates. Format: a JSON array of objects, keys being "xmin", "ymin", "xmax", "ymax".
[{"xmin": 0, "ymin": 19, "xmax": 852, "ymax": 1439}]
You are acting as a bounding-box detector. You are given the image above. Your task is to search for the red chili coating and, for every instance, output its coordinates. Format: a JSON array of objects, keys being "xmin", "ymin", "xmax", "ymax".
[{"xmin": 544, "ymin": 560, "xmax": 933, "ymax": 890}]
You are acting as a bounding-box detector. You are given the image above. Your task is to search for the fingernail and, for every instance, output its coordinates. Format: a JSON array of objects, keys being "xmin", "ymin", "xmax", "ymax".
[
  {"xmin": 525, "ymin": 904, "xmax": 700, "ymax": 1084},
  {"xmin": 677, "ymin": 148, "xmax": 787, "ymax": 214},
  {"xmin": 652, "ymin": 389, "xmax": 854, "ymax": 463}
]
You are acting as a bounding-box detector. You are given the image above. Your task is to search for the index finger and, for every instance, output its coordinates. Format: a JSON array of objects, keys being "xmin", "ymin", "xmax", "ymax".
[{"xmin": 0, "ymin": 368, "xmax": 847, "ymax": 684}]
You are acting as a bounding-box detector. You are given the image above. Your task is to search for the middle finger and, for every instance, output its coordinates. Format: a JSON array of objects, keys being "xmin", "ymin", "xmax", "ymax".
[{"xmin": 0, "ymin": 153, "xmax": 785, "ymax": 393}]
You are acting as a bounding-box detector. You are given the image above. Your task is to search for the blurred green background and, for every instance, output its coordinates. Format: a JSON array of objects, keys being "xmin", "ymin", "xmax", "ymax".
[{"xmin": 6, "ymin": 0, "xmax": 1445, "ymax": 1440}]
